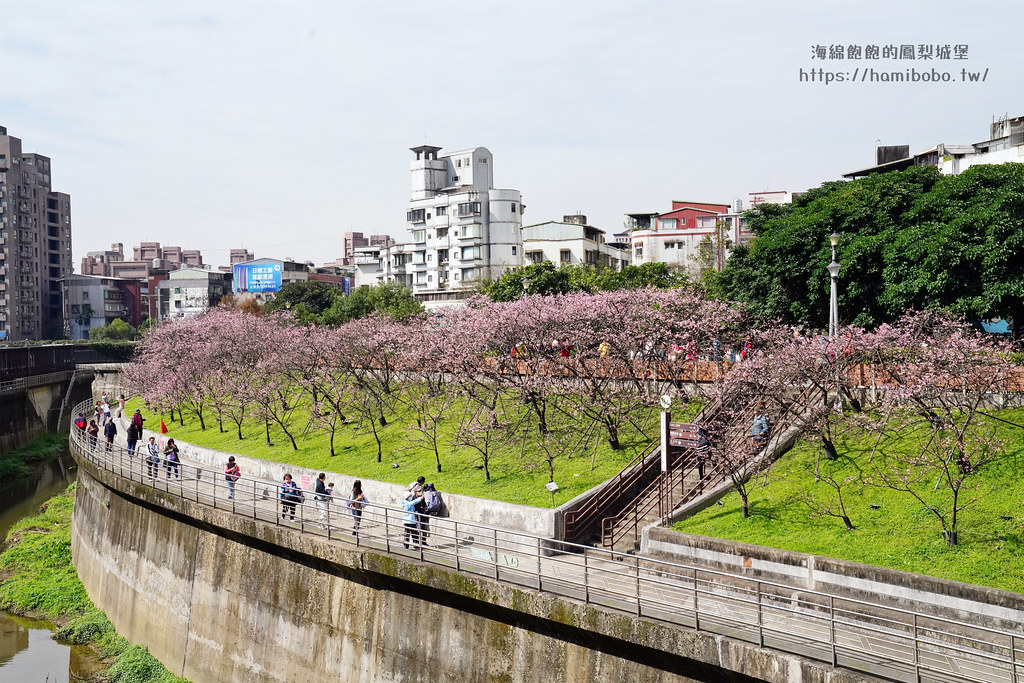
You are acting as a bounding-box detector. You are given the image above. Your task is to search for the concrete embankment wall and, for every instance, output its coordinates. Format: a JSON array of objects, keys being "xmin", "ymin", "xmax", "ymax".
[
  {"xmin": 644, "ymin": 527, "xmax": 1024, "ymax": 635},
  {"xmin": 71, "ymin": 455, "xmax": 875, "ymax": 683},
  {"xmin": 0, "ymin": 373, "xmax": 91, "ymax": 454}
]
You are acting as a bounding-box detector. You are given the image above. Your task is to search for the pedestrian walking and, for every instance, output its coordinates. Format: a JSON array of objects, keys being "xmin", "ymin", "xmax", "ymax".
[
  {"xmin": 86, "ymin": 419, "xmax": 99, "ymax": 451},
  {"xmin": 347, "ymin": 480, "xmax": 367, "ymax": 537},
  {"xmin": 402, "ymin": 491, "xmax": 424, "ymax": 549},
  {"xmin": 126, "ymin": 422, "xmax": 140, "ymax": 456},
  {"xmin": 146, "ymin": 437, "xmax": 161, "ymax": 479},
  {"xmin": 73, "ymin": 413, "xmax": 86, "ymax": 431},
  {"xmin": 163, "ymin": 438, "xmax": 180, "ymax": 479},
  {"xmin": 280, "ymin": 474, "xmax": 302, "ymax": 521},
  {"xmin": 117, "ymin": 394, "xmax": 126, "ymax": 419},
  {"xmin": 131, "ymin": 409, "xmax": 145, "ymax": 431},
  {"xmin": 101, "ymin": 400, "xmax": 112, "ymax": 426},
  {"xmin": 420, "ymin": 483, "xmax": 444, "ymax": 547},
  {"xmin": 224, "ymin": 456, "xmax": 240, "ymax": 499},
  {"xmin": 103, "ymin": 419, "xmax": 117, "ymax": 452},
  {"xmin": 314, "ymin": 472, "xmax": 330, "ymax": 528}
]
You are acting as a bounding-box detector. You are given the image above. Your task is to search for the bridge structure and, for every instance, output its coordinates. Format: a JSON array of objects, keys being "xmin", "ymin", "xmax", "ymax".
[{"xmin": 66, "ymin": 399, "xmax": 1023, "ymax": 683}]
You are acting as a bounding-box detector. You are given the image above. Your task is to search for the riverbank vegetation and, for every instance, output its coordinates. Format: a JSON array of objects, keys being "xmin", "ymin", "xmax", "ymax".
[
  {"xmin": 0, "ymin": 484, "xmax": 187, "ymax": 682},
  {"xmin": 0, "ymin": 433, "xmax": 69, "ymax": 481}
]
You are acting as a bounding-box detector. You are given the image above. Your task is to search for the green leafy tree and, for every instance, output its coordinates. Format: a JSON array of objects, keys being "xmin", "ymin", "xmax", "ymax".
[
  {"xmin": 320, "ymin": 282, "xmax": 424, "ymax": 325},
  {"xmin": 714, "ymin": 164, "xmax": 1019, "ymax": 329},
  {"xmin": 76, "ymin": 303, "xmax": 94, "ymax": 328},
  {"xmin": 264, "ymin": 280, "xmax": 341, "ymax": 323},
  {"xmin": 484, "ymin": 261, "xmax": 685, "ymax": 302},
  {"xmin": 88, "ymin": 318, "xmax": 137, "ymax": 341}
]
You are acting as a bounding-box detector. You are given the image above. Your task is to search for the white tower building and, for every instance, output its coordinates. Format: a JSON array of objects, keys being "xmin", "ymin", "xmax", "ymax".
[{"xmin": 407, "ymin": 145, "xmax": 523, "ymax": 307}]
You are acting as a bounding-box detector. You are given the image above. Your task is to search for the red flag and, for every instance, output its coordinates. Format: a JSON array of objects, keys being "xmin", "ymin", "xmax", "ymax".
[{"xmin": 159, "ymin": 419, "xmax": 168, "ymax": 434}]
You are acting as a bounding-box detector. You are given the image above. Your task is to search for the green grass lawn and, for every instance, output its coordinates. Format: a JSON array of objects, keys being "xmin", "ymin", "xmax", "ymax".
[
  {"xmin": 675, "ymin": 408, "xmax": 1024, "ymax": 593},
  {"xmin": 128, "ymin": 395, "xmax": 701, "ymax": 508}
]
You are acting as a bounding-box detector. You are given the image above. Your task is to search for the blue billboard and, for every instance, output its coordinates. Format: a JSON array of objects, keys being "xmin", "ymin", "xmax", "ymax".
[{"xmin": 234, "ymin": 262, "xmax": 283, "ymax": 293}]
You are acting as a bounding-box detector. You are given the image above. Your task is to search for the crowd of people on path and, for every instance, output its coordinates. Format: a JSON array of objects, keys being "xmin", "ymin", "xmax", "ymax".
[
  {"xmin": 272, "ymin": 470, "xmax": 443, "ymax": 544},
  {"xmin": 76, "ymin": 394, "xmax": 451, "ymax": 546}
]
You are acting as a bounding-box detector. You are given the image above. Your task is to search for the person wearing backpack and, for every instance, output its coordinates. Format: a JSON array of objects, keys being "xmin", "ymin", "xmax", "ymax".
[
  {"xmin": 347, "ymin": 480, "xmax": 368, "ymax": 537},
  {"xmin": 420, "ymin": 483, "xmax": 443, "ymax": 547}
]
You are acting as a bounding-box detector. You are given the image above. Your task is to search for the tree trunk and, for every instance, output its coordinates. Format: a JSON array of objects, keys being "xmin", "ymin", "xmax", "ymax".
[
  {"xmin": 741, "ymin": 492, "xmax": 749, "ymax": 518},
  {"xmin": 264, "ymin": 417, "xmax": 273, "ymax": 446},
  {"xmin": 842, "ymin": 515, "xmax": 853, "ymax": 530},
  {"xmin": 944, "ymin": 530, "xmax": 958, "ymax": 546},
  {"xmin": 605, "ymin": 420, "xmax": 620, "ymax": 450},
  {"xmin": 821, "ymin": 436, "xmax": 838, "ymax": 460}
]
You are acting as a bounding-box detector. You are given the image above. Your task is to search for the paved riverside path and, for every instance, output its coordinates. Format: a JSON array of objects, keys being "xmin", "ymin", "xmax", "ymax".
[{"xmin": 71, "ymin": 424, "xmax": 1022, "ymax": 683}]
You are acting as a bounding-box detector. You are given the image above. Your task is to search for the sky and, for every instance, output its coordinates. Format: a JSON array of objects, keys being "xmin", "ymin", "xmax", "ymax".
[{"xmin": 2, "ymin": 0, "xmax": 1022, "ymax": 270}]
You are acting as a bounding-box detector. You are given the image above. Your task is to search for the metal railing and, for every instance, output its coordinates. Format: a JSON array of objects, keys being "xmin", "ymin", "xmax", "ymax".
[
  {"xmin": 67, "ymin": 398, "xmax": 1022, "ymax": 683},
  {"xmin": 0, "ymin": 370, "xmax": 75, "ymax": 395}
]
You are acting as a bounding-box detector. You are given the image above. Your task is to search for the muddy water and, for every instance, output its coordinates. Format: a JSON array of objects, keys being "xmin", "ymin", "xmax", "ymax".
[
  {"xmin": 0, "ymin": 612, "xmax": 105, "ymax": 682},
  {"xmin": 1, "ymin": 454, "xmax": 106, "ymax": 681},
  {"xmin": 0, "ymin": 456, "xmax": 75, "ymax": 544}
]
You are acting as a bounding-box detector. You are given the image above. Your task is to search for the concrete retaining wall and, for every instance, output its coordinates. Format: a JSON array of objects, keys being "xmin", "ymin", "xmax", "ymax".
[
  {"xmin": 643, "ymin": 527, "xmax": 1024, "ymax": 634},
  {"xmin": 71, "ymin": 454, "xmax": 878, "ymax": 683}
]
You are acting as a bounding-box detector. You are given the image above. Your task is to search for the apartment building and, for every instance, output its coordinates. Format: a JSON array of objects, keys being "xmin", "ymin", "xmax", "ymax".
[
  {"xmin": 81, "ymin": 241, "xmax": 206, "ymax": 278},
  {"xmin": 627, "ymin": 200, "xmax": 754, "ymax": 275},
  {"xmin": 0, "ymin": 125, "xmax": 73, "ymax": 340},
  {"xmin": 406, "ymin": 145, "xmax": 523, "ymax": 307},
  {"xmin": 521, "ymin": 214, "xmax": 630, "ymax": 271},
  {"xmin": 844, "ymin": 113, "xmax": 1024, "ymax": 179},
  {"xmin": 156, "ymin": 268, "xmax": 230, "ymax": 321},
  {"xmin": 63, "ymin": 274, "xmax": 140, "ymax": 339}
]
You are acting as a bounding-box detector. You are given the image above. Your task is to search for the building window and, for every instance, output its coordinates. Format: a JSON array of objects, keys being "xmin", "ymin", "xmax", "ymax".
[
  {"xmin": 456, "ymin": 159, "xmax": 461, "ymax": 168},
  {"xmin": 407, "ymin": 209, "xmax": 426, "ymax": 223},
  {"xmin": 458, "ymin": 202, "xmax": 482, "ymax": 217},
  {"xmin": 436, "ymin": 227, "xmax": 448, "ymax": 238},
  {"xmin": 412, "ymin": 229, "xmax": 426, "ymax": 243},
  {"xmin": 658, "ymin": 218, "xmax": 677, "ymax": 230},
  {"xmin": 560, "ymin": 249, "xmax": 571, "ymax": 263},
  {"xmin": 436, "ymin": 205, "xmax": 447, "ymax": 216},
  {"xmin": 512, "ymin": 246, "xmax": 517, "ymax": 256},
  {"xmin": 461, "ymin": 246, "xmax": 480, "ymax": 260},
  {"xmin": 511, "ymin": 203, "xmax": 517, "ymax": 213}
]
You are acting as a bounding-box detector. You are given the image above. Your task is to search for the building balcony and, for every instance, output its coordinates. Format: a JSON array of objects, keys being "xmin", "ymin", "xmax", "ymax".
[{"xmin": 354, "ymin": 255, "xmax": 380, "ymax": 265}]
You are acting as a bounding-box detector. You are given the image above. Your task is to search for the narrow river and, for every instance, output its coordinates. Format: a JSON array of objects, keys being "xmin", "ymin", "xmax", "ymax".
[{"xmin": 0, "ymin": 453, "xmax": 105, "ymax": 682}]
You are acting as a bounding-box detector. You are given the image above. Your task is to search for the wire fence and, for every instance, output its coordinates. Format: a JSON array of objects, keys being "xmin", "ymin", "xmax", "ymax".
[{"xmin": 68, "ymin": 399, "xmax": 1022, "ymax": 683}]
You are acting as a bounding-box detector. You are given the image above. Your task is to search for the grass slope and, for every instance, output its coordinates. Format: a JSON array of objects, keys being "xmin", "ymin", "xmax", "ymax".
[
  {"xmin": 675, "ymin": 408, "xmax": 1024, "ymax": 593},
  {"xmin": 0, "ymin": 433, "xmax": 69, "ymax": 480},
  {"xmin": 131, "ymin": 396, "xmax": 700, "ymax": 508},
  {"xmin": 0, "ymin": 484, "xmax": 188, "ymax": 683}
]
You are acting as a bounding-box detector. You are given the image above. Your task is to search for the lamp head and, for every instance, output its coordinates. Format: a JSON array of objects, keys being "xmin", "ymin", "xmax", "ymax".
[
  {"xmin": 829, "ymin": 232, "xmax": 841, "ymax": 248},
  {"xmin": 827, "ymin": 261, "xmax": 841, "ymax": 278}
]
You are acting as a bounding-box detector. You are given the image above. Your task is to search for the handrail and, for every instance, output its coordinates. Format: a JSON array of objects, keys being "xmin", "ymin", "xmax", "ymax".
[
  {"xmin": 601, "ymin": 380, "xmax": 821, "ymax": 550},
  {"xmin": 67, "ymin": 397, "xmax": 1024, "ymax": 683}
]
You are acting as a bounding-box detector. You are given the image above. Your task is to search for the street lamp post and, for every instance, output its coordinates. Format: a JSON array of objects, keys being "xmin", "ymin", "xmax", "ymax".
[
  {"xmin": 827, "ymin": 232, "xmax": 840, "ymax": 340},
  {"xmin": 827, "ymin": 232, "xmax": 842, "ymax": 411}
]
